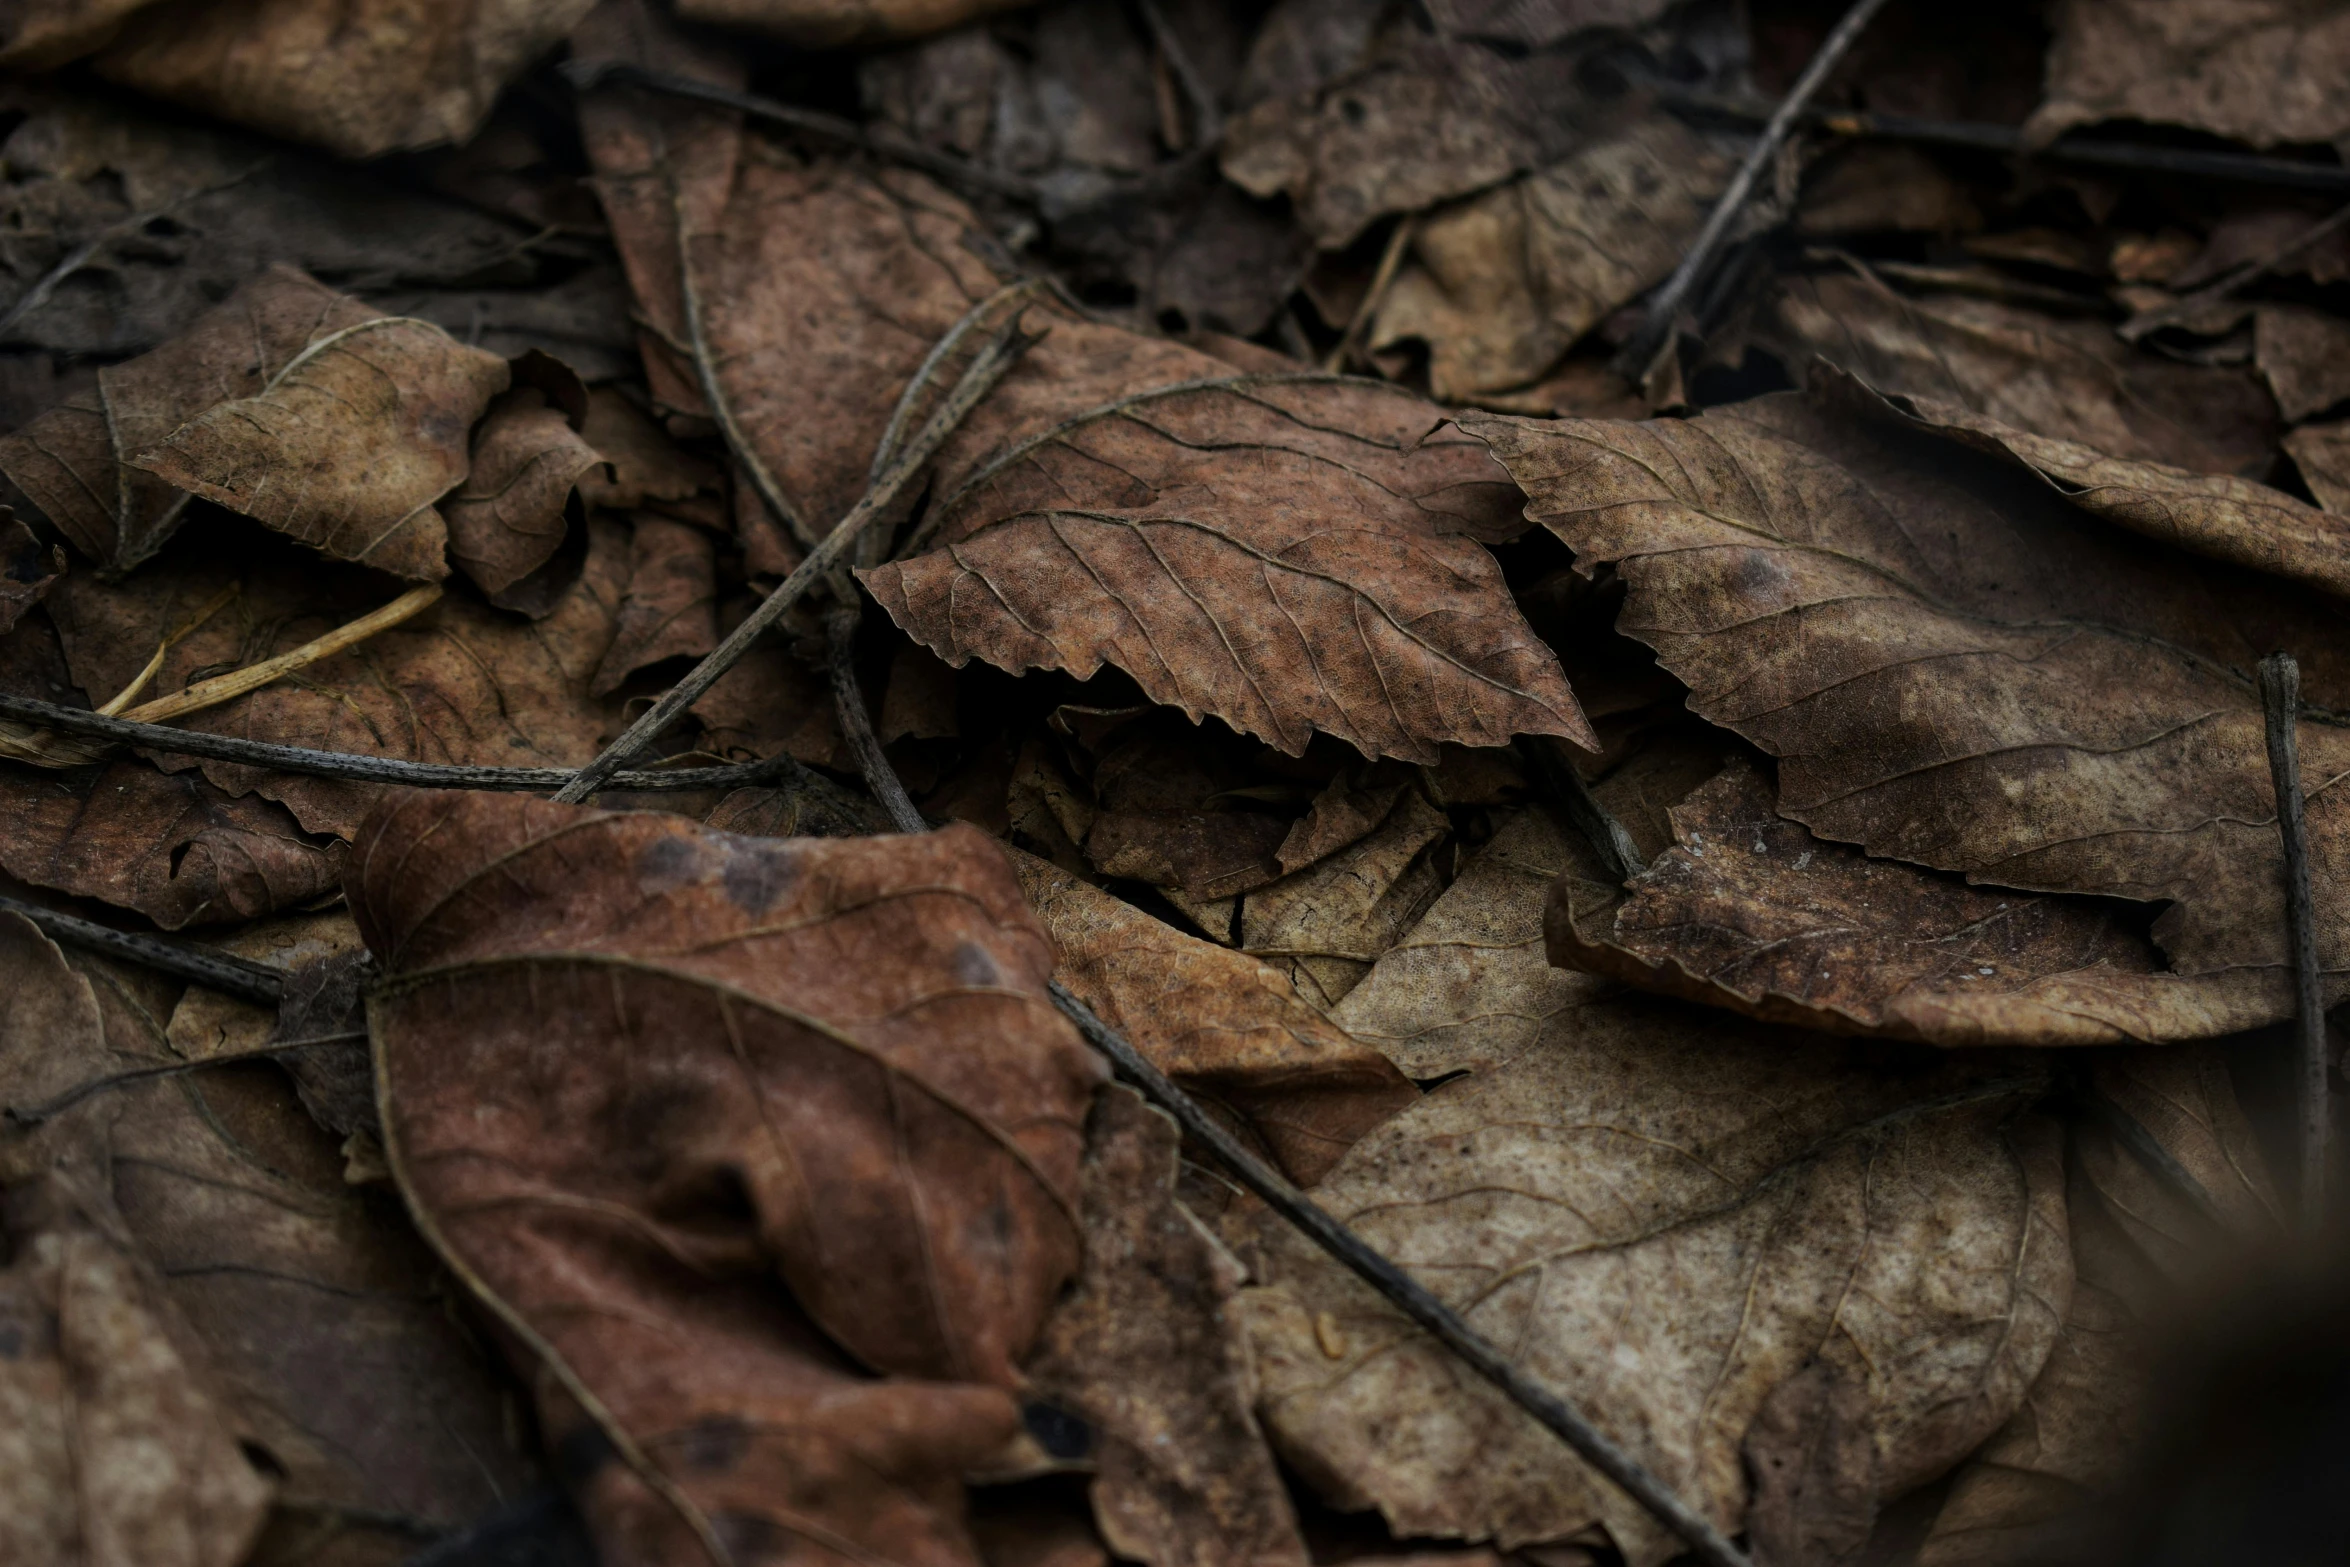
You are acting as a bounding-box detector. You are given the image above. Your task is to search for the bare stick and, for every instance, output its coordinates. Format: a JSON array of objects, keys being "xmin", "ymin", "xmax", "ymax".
[
  {"xmin": 826, "ymin": 605, "xmax": 924, "ymax": 834},
  {"xmin": 7, "ymin": 1031, "xmax": 368, "ymax": 1125},
  {"xmin": 1048, "ymin": 982, "xmax": 1752, "ymax": 1567},
  {"xmin": 2261, "ymin": 652, "xmax": 2329, "ymax": 1229},
  {"xmin": 1612, "ymin": 0, "xmax": 1895, "ymax": 382},
  {"xmin": 552, "ymin": 310, "xmax": 1036, "ymax": 804},
  {"xmin": 0, "ymin": 895, "xmax": 285, "ymax": 1003}
]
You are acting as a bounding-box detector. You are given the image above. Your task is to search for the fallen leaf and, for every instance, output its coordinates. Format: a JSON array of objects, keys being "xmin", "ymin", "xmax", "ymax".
[
  {"xmin": 1011, "ymin": 848, "xmax": 1418, "ymax": 1185},
  {"xmin": 2284, "ymin": 418, "xmax": 2350, "ymax": 512},
  {"xmin": 0, "ymin": 513, "xmax": 63, "ymax": 634},
  {"xmin": 1368, "ymin": 116, "xmax": 1736, "ymax": 401},
  {"xmin": 1240, "ymin": 785, "xmax": 1450, "ymax": 1007},
  {"xmin": 1025, "ymin": 1087, "xmax": 1310, "ymax": 1567},
  {"xmin": 590, "ymin": 514, "xmax": 719, "ymax": 695},
  {"xmin": 1278, "ymin": 761, "xmax": 1413, "ymax": 876},
  {"xmin": 1549, "ymin": 761, "xmax": 2284, "ymax": 1046},
  {"xmin": 93, "ymin": 0, "xmax": 599, "ymax": 160},
  {"xmin": 354, "ymin": 790, "xmax": 1105, "ymax": 1563},
  {"xmin": 0, "ymin": 759, "xmax": 344, "ymax": 928},
  {"xmin": 0, "ymin": 0, "xmax": 159, "ymax": 70},
  {"xmin": 1235, "ymin": 995, "xmax": 2067, "ymax": 1565},
  {"xmin": 1329, "ymin": 806, "xmax": 1610, "ymax": 1080},
  {"xmin": 2254, "ymin": 305, "xmax": 2350, "ymax": 424},
  {"xmin": 444, "ymin": 385, "xmax": 604, "ymax": 601},
  {"xmin": 1463, "ymin": 372, "xmax": 2350, "ymax": 1003},
  {"xmin": 1747, "ymin": 267, "xmax": 2278, "ymax": 475},
  {"xmin": 1079, "ymin": 711, "xmax": 1291, "ymax": 902},
  {"xmin": 576, "ymin": 386, "xmax": 724, "ymax": 512},
  {"xmin": 130, "ymin": 302, "xmax": 511, "ymax": 582},
  {"xmin": 678, "ymin": 0, "xmax": 1029, "ymax": 47},
  {"xmin": 2025, "ymin": 0, "xmax": 2350, "ymax": 149},
  {"xmin": 1793, "ymin": 143, "xmax": 1983, "ymax": 238}
]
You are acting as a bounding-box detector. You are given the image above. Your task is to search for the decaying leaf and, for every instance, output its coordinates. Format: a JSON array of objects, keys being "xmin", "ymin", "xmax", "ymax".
[
  {"xmin": 130, "ymin": 304, "xmax": 510, "ymax": 583},
  {"xmin": 1551, "ymin": 762, "xmax": 2283, "ymax": 1046},
  {"xmin": 93, "ymin": 0, "xmax": 598, "ymax": 160},
  {"xmin": 591, "ymin": 514, "xmax": 719, "ymax": 695},
  {"xmin": 444, "ymin": 385, "xmax": 604, "ymax": 600},
  {"xmin": 1240, "ymin": 785, "xmax": 1450, "ymax": 1007},
  {"xmin": 1464, "ymin": 371, "xmax": 2350, "ymax": 1005},
  {"xmin": 2284, "ymin": 417, "xmax": 2350, "ymax": 512},
  {"xmin": 1012, "ymin": 848, "xmax": 1417, "ymax": 1184},
  {"xmin": 1076, "ymin": 710, "xmax": 1290, "ymax": 904},
  {"xmin": 1236, "ymin": 994, "xmax": 2067, "ymax": 1565},
  {"xmin": 355, "ymin": 790, "xmax": 1105, "ymax": 1564},
  {"xmin": 2254, "ymin": 305, "xmax": 2350, "ymax": 424},
  {"xmin": 1025, "ymin": 1087, "xmax": 1309, "ymax": 1567},
  {"xmin": 0, "ymin": 513, "xmax": 63, "ymax": 635},
  {"xmin": 2026, "ymin": 0, "xmax": 2350, "ymax": 149}
]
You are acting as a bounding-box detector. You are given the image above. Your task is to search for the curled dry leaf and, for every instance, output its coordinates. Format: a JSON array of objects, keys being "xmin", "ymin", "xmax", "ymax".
[
  {"xmin": 1010, "ymin": 848, "xmax": 1418, "ymax": 1185},
  {"xmin": 2025, "ymin": 0, "xmax": 2350, "ymax": 149},
  {"xmin": 0, "ymin": 918, "xmax": 534, "ymax": 1561},
  {"xmin": 2253, "ymin": 306, "xmax": 2350, "ymax": 425},
  {"xmin": 0, "ymin": 264, "xmax": 383, "ymax": 575},
  {"xmin": 591, "ymin": 514, "xmax": 719, "ymax": 696},
  {"xmin": 2284, "ymin": 418, "xmax": 2350, "ymax": 512},
  {"xmin": 1550, "ymin": 762, "xmax": 2283, "ymax": 1045},
  {"xmin": 1240, "ymin": 785, "xmax": 1449, "ymax": 1008},
  {"xmin": 353, "ymin": 791, "xmax": 1105, "ymax": 1564},
  {"xmin": 1024, "ymin": 1087, "xmax": 1310, "ymax": 1567},
  {"xmin": 444, "ymin": 386, "xmax": 604, "ymax": 600},
  {"xmin": 1236, "ymin": 994, "xmax": 2067, "ymax": 1565},
  {"xmin": 1748, "ymin": 269, "xmax": 2278, "ymax": 476},
  {"xmin": 1462, "ymin": 372, "xmax": 2350, "ymax": 1005},
  {"xmin": 131, "ymin": 306, "xmax": 511, "ymax": 583},
  {"xmin": 677, "ymin": 0, "xmax": 1030, "ymax": 47},
  {"xmin": 92, "ymin": 0, "xmax": 598, "ymax": 160}
]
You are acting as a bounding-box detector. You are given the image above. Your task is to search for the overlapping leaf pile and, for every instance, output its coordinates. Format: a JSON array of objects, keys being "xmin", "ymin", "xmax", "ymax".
[{"xmin": 0, "ymin": 0, "xmax": 2342, "ymax": 1565}]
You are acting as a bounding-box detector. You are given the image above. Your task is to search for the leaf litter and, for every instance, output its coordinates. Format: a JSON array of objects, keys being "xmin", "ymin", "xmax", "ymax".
[{"xmin": 0, "ymin": 2, "xmax": 2342, "ymax": 1565}]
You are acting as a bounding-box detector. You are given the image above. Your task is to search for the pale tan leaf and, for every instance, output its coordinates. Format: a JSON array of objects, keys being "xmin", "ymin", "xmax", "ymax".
[{"xmin": 2026, "ymin": 0, "xmax": 2350, "ymax": 149}]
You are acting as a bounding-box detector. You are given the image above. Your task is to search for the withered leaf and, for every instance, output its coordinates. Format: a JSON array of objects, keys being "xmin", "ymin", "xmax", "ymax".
[
  {"xmin": 0, "ymin": 264, "xmax": 382, "ymax": 575},
  {"xmin": 1, "ymin": 918, "xmax": 534, "ymax": 1560},
  {"xmin": 573, "ymin": 47, "xmax": 1583, "ymax": 764},
  {"xmin": 0, "ymin": 513, "xmax": 62, "ymax": 635},
  {"xmin": 1236, "ymin": 995, "xmax": 2066, "ymax": 1566},
  {"xmin": 591, "ymin": 514, "xmax": 719, "ymax": 696},
  {"xmin": 131, "ymin": 306, "xmax": 511, "ymax": 583},
  {"xmin": 444, "ymin": 386, "xmax": 604, "ymax": 601},
  {"xmin": 2254, "ymin": 305, "xmax": 2350, "ymax": 424},
  {"xmin": 1078, "ymin": 710, "xmax": 1289, "ymax": 902},
  {"xmin": 92, "ymin": 0, "xmax": 598, "ymax": 160},
  {"xmin": 576, "ymin": 386, "xmax": 724, "ymax": 513},
  {"xmin": 355, "ymin": 791, "xmax": 1105, "ymax": 1563},
  {"xmin": 1551, "ymin": 762, "xmax": 2282, "ymax": 1046},
  {"xmin": 1747, "ymin": 268, "xmax": 2278, "ymax": 476},
  {"xmin": 1329, "ymin": 806, "xmax": 1610, "ymax": 1080},
  {"xmin": 0, "ymin": 759, "xmax": 343, "ymax": 928},
  {"xmin": 1240, "ymin": 785, "xmax": 1449, "ymax": 1008},
  {"xmin": 2284, "ymin": 417, "xmax": 2350, "ymax": 513},
  {"xmin": 1025, "ymin": 1087, "xmax": 1309, "ymax": 1567},
  {"xmin": 2026, "ymin": 0, "xmax": 2350, "ymax": 149},
  {"xmin": 1011, "ymin": 848, "xmax": 1417, "ymax": 1185},
  {"xmin": 1463, "ymin": 372, "xmax": 2350, "ymax": 1004}
]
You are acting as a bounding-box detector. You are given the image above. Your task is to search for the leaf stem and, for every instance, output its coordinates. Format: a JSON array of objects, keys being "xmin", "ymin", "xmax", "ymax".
[{"xmin": 2261, "ymin": 651, "xmax": 2329, "ymax": 1231}]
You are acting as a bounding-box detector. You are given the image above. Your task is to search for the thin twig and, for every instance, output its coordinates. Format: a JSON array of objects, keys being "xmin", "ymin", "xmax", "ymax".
[
  {"xmin": 2074, "ymin": 1080, "xmax": 2231, "ymax": 1231},
  {"xmin": 1049, "ymin": 981, "xmax": 1752, "ymax": 1567},
  {"xmin": 0, "ymin": 894, "xmax": 285, "ymax": 1003},
  {"xmin": 6, "ymin": 1031, "xmax": 369, "ymax": 1125},
  {"xmin": 826, "ymin": 604, "xmax": 924, "ymax": 833},
  {"xmin": 551, "ymin": 309, "xmax": 1038, "ymax": 804},
  {"xmin": 1323, "ymin": 216, "xmax": 1416, "ymax": 374},
  {"xmin": 2120, "ymin": 200, "xmax": 2350, "ymax": 341},
  {"xmin": 2261, "ymin": 652, "xmax": 2328, "ymax": 1230},
  {"xmin": 0, "ymin": 692, "xmax": 820, "ymax": 794},
  {"xmin": 1612, "ymin": 0, "xmax": 1895, "ymax": 383}
]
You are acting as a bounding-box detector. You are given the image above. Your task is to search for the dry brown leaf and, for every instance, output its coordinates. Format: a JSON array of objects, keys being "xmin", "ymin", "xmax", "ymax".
[
  {"xmin": 0, "ymin": 265, "xmax": 385, "ymax": 575},
  {"xmin": 1550, "ymin": 761, "xmax": 2282, "ymax": 1046},
  {"xmin": 47, "ymin": 518, "xmax": 633, "ymax": 841},
  {"xmin": 92, "ymin": 0, "xmax": 596, "ymax": 160},
  {"xmin": 1235, "ymin": 994, "xmax": 2067, "ymax": 1565},
  {"xmin": 1277, "ymin": 761, "xmax": 1413, "ymax": 876},
  {"xmin": 0, "ymin": 759, "xmax": 343, "ymax": 928},
  {"xmin": 1025, "ymin": 1087, "xmax": 1309, "ymax": 1567},
  {"xmin": 0, "ymin": 514, "xmax": 63, "ymax": 635},
  {"xmin": 1747, "ymin": 268, "xmax": 2278, "ymax": 475},
  {"xmin": 1369, "ymin": 116, "xmax": 1736, "ymax": 400},
  {"xmin": 130, "ymin": 304, "xmax": 511, "ymax": 583},
  {"xmin": 355, "ymin": 790, "xmax": 1106, "ymax": 1564},
  {"xmin": 0, "ymin": 0, "xmax": 158, "ymax": 70},
  {"xmin": 591, "ymin": 514, "xmax": 719, "ymax": 695},
  {"xmin": 1240, "ymin": 786, "xmax": 1449, "ymax": 1008},
  {"xmin": 444, "ymin": 386, "xmax": 603, "ymax": 600},
  {"xmin": 0, "ymin": 918, "xmax": 536, "ymax": 1562},
  {"xmin": 679, "ymin": 0, "xmax": 1028, "ymax": 47},
  {"xmin": 1011, "ymin": 848, "xmax": 1417, "ymax": 1185},
  {"xmin": 1078, "ymin": 714, "xmax": 1290, "ymax": 903},
  {"xmin": 1793, "ymin": 143, "xmax": 1982, "ymax": 238},
  {"xmin": 2284, "ymin": 417, "xmax": 2350, "ymax": 512},
  {"xmin": 2026, "ymin": 0, "xmax": 2350, "ymax": 149},
  {"xmin": 2255, "ymin": 305, "xmax": 2350, "ymax": 424},
  {"xmin": 576, "ymin": 386, "xmax": 724, "ymax": 512},
  {"xmin": 1329, "ymin": 806, "xmax": 1610, "ymax": 1080},
  {"xmin": 1463, "ymin": 372, "xmax": 2350, "ymax": 1006}
]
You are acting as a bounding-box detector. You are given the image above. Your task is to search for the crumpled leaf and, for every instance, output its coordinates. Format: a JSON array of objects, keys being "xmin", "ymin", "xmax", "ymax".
[
  {"xmin": 1463, "ymin": 372, "xmax": 2350, "ymax": 1004},
  {"xmin": 444, "ymin": 384, "xmax": 604, "ymax": 601},
  {"xmin": 0, "ymin": 759, "xmax": 344, "ymax": 928},
  {"xmin": 1369, "ymin": 115, "xmax": 1736, "ymax": 401},
  {"xmin": 2254, "ymin": 305, "xmax": 2350, "ymax": 424},
  {"xmin": 92, "ymin": 0, "xmax": 598, "ymax": 160},
  {"xmin": 591, "ymin": 514, "xmax": 718, "ymax": 695},
  {"xmin": 1011, "ymin": 848, "xmax": 1417, "ymax": 1185},
  {"xmin": 130, "ymin": 301, "xmax": 511, "ymax": 583},
  {"xmin": 2284, "ymin": 417, "xmax": 2350, "ymax": 512},
  {"xmin": 1, "ymin": 917, "xmax": 535, "ymax": 1562},
  {"xmin": 1240, "ymin": 785, "xmax": 1450, "ymax": 1007},
  {"xmin": 1550, "ymin": 761, "xmax": 2282, "ymax": 1046},
  {"xmin": 0, "ymin": 264, "xmax": 387, "ymax": 574},
  {"xmin": 1025, "ymin": 1087, "xmax": 1309, "ymax": 1567},
  {"xmin": 1747, "ymin": 268, "xmax": 2278, "ymax": 475},
  {"xmin": 1235, "ymin": 994, "xmax": 2067, "ymax": 1566},
  {"xmin": 355, "ymin": 790, "xmax": 1105, "ymax": 1564},
  {"xmin": 679, "ymin": 0, "xmax": 1028, "ymax": 47},
  {"xmin": 573, "ymin": 29, "xmax": 1584, "ymax": 765},
  {"xmin": 2025, "ymin": 0, "xmax": 2350, "ymax": 150},
  {"xmin": 1075, "ymin": 710, "xmax": 1290, "ymax": 904}
]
